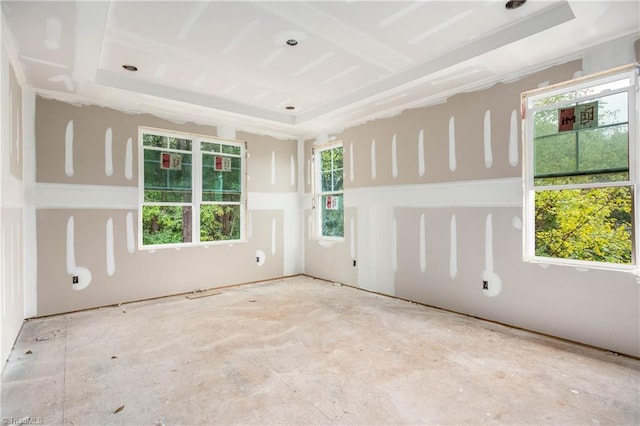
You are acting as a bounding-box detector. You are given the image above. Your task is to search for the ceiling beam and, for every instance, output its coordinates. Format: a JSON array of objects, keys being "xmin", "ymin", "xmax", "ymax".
[
  {"xmin": 95, "ymin": 69, "xmax": 296, "ymax": 125},
  {"xmin": 252, "ymin": 1, "xmax": 415, "ymax": 73},
  {"xmin": 296, "ymin": 1, "xmax": 576, "ymax": 124}
]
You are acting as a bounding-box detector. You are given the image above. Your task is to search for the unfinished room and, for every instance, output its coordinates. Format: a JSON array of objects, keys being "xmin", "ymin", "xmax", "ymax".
[{"xmin": 1, "ymin": 0, "xmax": 639, "ymax": 424}]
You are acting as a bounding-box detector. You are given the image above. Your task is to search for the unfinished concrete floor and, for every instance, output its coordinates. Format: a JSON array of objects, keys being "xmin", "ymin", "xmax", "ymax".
[{"xmin": 2, "ymin": 276, "xmax": 639, "ymax": 425}]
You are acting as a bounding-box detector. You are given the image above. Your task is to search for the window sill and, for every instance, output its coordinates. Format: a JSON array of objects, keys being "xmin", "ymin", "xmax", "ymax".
[
  {"xmin": 524, "ymin": 255, "xmax": 638, "ymax": 275},
  {"xmin": 313, "ymin": 236, "xmax": 345, "ymax": 248},
  {"xmin": 139, "ymin": 239, "xmax": 247, "ymax": 251}
]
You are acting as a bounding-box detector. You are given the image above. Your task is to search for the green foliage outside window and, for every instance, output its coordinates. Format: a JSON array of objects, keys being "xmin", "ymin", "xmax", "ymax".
[
  {"xmin": 200, "ymin": 205, "xmax": 240, "ymax": 241},
  {"xmin": 531, "ymin": 79, "xmax": 633, "ymax": 265},
  {"xmin": 140, "ymin": 131, "xmax": 244, "ymax": 246},
  {"xmin": 317, "ymin": 146, "xmax": 344, "ymax": 238}
]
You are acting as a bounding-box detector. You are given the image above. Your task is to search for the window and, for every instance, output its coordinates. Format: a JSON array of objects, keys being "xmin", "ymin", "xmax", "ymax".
[
  {"xmin": 314, "ymin": 142, "xmax": 344, "ymax": 238},
  {"xmin": 139, "ymin": 128, "xmax": 246, "ymax": 248},
  {"xmin": 522, "ymin": 65, "xmax": 638, "ymax": 270}
]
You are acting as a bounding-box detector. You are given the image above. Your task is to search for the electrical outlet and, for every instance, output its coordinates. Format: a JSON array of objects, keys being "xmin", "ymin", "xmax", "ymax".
[
  {"xmin": 482, "ymin": 280, "xmax": 488, "ymax": 290},
  {"xmin": 72, "ymin": 275, "xmax": 79, "ymax": 284}
]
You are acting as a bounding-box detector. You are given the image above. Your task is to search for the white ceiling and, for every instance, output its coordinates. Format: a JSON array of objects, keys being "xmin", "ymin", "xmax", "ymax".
[{"xmin": 2, "ymin": 1, "xmax": 639, "ymax": 138}]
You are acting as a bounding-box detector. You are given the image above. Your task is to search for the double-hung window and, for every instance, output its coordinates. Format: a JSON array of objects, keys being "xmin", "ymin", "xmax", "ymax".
[
  {"xmin": 313, "ymin": 142, "xmax": 344, "ymax": 239},
  {"xmin": 139, "ymin": 127, "xmax": 246, "ymax": 248},
  {"xmin": 522, "ymin": 65, "xmax": 638, "ymax": 271}
]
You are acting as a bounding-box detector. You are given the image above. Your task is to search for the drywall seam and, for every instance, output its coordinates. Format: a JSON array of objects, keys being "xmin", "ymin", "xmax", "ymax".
[
  {"xmin": 418, "ymin": 129, "xmax": 425, "ymax": 177},
  {"xmin": 249, "ymin": 192, "xmax": 302, "ymax": 275},
  {"xmin": 509, "ymin": 109, "xmax": 519, "ymax": 166},
  {"xmin": 124, "ymin": 137, "xmax": 133, "ymax": 180},
  {"xmin": 66, "ymin": 216, "xmax": 92, "ymax": 291},
  {"xmin": 349, "ymin": 216, "xmax": 356, "ymax": 260},
  {"xmin": 344, "ymin": 177, "xmax": 522, "ymax": 209},
  {"xmin": 302, "ymin": 177, "xmax": 523, "ymax": 210},
  {"xmin": 297, "ymin": 137, "xmax": 305, "ymax": 274},
  {"xmin": 482, "ymin": 213, "xmax": 503, "ymax": 297},
  {"xmin": 391, "ymin": 134, "xmax": 398, "ymax": 179},
  {"xmin": 65, "ymin": 217, "xmax": 76, "ymax": 274},
  {"xmin": 29, "ymin": 187, "xmax": 300, "ymax": 276},
  {"xmin": 28, "ymin": 183, "xmax": 137, "ymax": 209},
  {"xmin": 104, "ymin": 127, "xmax": 113, "ymax": 177},
  {"xmin": 256, "ymin": 249, "xmax": 266, "ymax": 266},
  {"xmin": 357, "ymin": 203, "xmax": 394, "ymax": 295},
  {"xmin": 484, "ymin": 110, "xmax": 493, "ymax": 168},
  {"xmin": 178, "ymin": 2, "xmax": 208, "ymax": 40},
  {"xmin": 23, "ymin": 88, "xmax": 37, "ymax": 317},
  {"xmin": 448, "ymin": 116, "xmax": 456, "ymax": 172}
]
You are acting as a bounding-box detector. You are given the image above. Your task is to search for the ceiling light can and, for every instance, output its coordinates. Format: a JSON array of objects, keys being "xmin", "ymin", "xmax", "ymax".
[
  {"xmin": 122, "ymin": 64, "xmax": 138, "ymax": 72},
  {"xmin": 286, "ymin": 39, "xmax": 298, "ymax": 47},
  {"xmin": 505, "ymin": 0, "xmax": 527, "ymax": 10}
]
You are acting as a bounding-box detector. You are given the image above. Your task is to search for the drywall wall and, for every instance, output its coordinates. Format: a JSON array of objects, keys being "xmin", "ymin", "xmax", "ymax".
[
  {"xmin": 1, "ymin": 44, "xmax": 24, "ymax": 365},
  {"xmin": 32, "ymin": 98, "xmax": 299, "ymax": 316},
  {"xmin": 303, "ymin": 59, "xmax": 640, "ymax": 357}
]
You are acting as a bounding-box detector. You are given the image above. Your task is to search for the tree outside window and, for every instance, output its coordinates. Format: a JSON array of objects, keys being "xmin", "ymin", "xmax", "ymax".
[
  {"xmin": 315, "ymin": 143, "xmax": 344, "ymax": 238},
  {"xmin": 140, "ymin": 129, "xmax": 245, "ymax": 248},
  {"xmin": 523, "ymin": 67, "xmax": 637, "ymax": 269}
]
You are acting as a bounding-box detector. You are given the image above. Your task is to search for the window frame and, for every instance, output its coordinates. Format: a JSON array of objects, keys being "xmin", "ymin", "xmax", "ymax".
[
  {"xmin": 138, "ymin": 126, "xmax": 247, "ymax": 250},
  {"xmin": 312, "ymin": 141, "xmax": 345, "ymax": 241},
  {"xmin": 521, "ymin": 64, "xmax": 639, "ymax": 272}
]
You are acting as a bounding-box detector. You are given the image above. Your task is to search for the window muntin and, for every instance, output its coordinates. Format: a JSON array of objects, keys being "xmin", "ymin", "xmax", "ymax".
[
  {"xmin": 533, "ymin": 91, "xmax": 629, "ymax": 185},
  {"xmin": 314, "ymin": 143, "xmax": 344, "ymax": 239},
  {"xmin": 199, "ymin": 139, "xmax": 243, "ymax": 242},
  {"xmin": 139, "ymin": 128, "xmax": 246, "ymax": 248},
  {"xmin": 523, "ymin": 66, "xmax": 638, "ymax": 270}
]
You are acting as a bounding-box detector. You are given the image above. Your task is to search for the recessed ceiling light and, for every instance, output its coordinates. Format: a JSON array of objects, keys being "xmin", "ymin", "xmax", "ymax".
[
  {"xmin": 285, "ymin": 105, "xmax": 295, "ymax": 110},
  {"xmin": 286, "ymin": 39, "xmax": 298, "ymax": 47},
  {"xmin": 122, "ymin": 64, "xmax": 138, "ymax": 71},
  {"xmin": 505, "ymin": 0, "xmax": 527, "ymax": 10}
]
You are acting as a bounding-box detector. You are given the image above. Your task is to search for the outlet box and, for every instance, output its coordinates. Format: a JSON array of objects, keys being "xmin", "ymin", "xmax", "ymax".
[
  {"xmin": 72, "ymin": 275, "xmax": 79, "ymax": 284},
  {"xmin": 482, "ymin": 280, "xmax": 488, "ymax": 290},
  {"xmin": 353, "ymin": 260, "xmax": 357, "ymax": 267}
]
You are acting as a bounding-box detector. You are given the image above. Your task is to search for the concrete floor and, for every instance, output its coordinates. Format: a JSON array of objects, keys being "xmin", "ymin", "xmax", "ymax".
[{"xmin": 1, "ymin": 276, "xmax": 638, "ymax": 425}]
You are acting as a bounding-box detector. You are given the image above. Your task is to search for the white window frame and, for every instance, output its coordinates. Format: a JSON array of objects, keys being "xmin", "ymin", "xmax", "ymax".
[
  {"xmin": 138, "ymin": 127, "xmax": 247, "ymax": 250},
  {"xmin": 312, "ymin": 141, "xmax": 344, "ymax": 240},
  {"xmin": 521, "ymin": 64, "xmax": 639, "ymax": 273}
]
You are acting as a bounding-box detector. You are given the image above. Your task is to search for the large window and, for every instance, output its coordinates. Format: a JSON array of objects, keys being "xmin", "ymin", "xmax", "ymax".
[
  {"xmin": 314, "ymin": 142, "xmax": 344, "ymax": 238},
  {"xmin": 522, "ymin": 65, "xmax": 638, "ymax": 270},
  {"xmin": 139, "ymin": 128, "xmax": 246, "ymax": 248}
]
